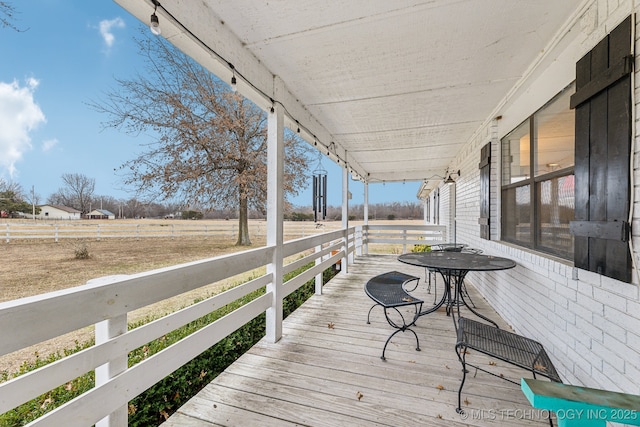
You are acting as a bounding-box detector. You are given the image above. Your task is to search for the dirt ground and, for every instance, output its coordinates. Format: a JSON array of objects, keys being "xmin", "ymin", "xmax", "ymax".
[
  {"xmin": 0, "ymin": 234, "xmax": 267, "ymax": 375},
  {"xmin": 0, "ymin": 218, "xmax": 420, "ymax": 375}
]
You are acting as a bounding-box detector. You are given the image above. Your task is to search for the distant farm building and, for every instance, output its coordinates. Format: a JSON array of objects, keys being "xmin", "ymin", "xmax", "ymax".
[
  {"xmin": 87, "ymin": 209, "xmax": 116, "ymax": 220},
  {"xmin": 36, "ymin": 205, "xmax": 82, "ymax": 220}
]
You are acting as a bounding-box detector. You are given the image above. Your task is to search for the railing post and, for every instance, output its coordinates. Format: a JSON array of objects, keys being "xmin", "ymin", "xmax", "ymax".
[
  {"xmin": 5, "ymin": 223, "xmax": 9, "ymax": 243},
  {"xmin": 92, "ymin": 275, "xmax": 129, "ymax": 427},
  {"xmin": 402, "ymin": 229, "xmax": 407, "ymax": 254},
  {"xmin": 97, "ymin": 224, "xmax": 101, "ymax": 241},
  {"xmin": 363, "ymin": 225, "xmax": 369, "ymax": 255},
  {"xmin": 54, "ymin": 224, "xmax": 59, "ymax": 243},
  {"xmin": 314, "ymin": 244, "xmax": 323, "ymax": 295}
]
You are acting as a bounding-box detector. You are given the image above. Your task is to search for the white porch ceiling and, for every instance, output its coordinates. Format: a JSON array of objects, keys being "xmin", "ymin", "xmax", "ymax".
[{"xmin": 114, "ymin": 0, "xmax": 584, "ymax": 185}]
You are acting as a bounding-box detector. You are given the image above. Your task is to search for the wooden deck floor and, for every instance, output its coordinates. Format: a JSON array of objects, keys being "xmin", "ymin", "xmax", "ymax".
[{"xmin": 166, "ymin": 254, "xmax": 552, "ymax": 426}]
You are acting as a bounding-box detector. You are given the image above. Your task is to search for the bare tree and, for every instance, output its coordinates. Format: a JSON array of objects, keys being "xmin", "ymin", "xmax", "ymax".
[
  {"xmin": 49, "ymin": 173, "xmax": 95, "ymax": 213},
  {"xmin": 89, "ymin": 31, "xmax": 310, "ymax": 245},
  {"xmin": 0, "ymin": 178, "xmax": 24, "ymax": 198},
  {"xmin": 1, "ymin": 2, "xmax": 26, "ymax": 32}
]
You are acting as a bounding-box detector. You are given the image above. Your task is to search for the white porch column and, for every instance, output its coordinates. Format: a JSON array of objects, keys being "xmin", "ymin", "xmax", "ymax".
[
  {"xmin": 266, "ymin": 92, "xmax": 284, "ymax": 343},
  {"xmin": 423, "ymin": 198, "xmax": 428, "ymax": 223},
  {"xmin": 342, "ymin": 162, "xmax": 349, "ymax": 273},
  {"xmin": 450, "ymin": 183, "xmax": 457, "ymax": 245},
  {"xmin": 363, "ymin": 181, "xmax": 369, "ymax": 255}
]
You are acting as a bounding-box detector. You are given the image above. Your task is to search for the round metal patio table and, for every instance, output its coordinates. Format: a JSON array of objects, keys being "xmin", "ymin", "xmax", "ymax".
[{"xmin": 397, "ymin": 251, "xmax": 516, "ymax": 327}]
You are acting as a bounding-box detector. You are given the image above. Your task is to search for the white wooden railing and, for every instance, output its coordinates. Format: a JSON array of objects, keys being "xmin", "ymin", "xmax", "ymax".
[
  {"xmin": 1, "ymin": 221, "xmax": 342, "ymax": 243},
  {"xmin": 0, "ymin": 223, "xmax": 445, "ymax": 426},
  {"xmin": 360, "ymin": 223, "xmax": 447, "ymax": 253}
]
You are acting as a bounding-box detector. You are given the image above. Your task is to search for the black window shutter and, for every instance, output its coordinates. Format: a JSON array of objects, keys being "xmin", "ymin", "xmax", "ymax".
[
  {"xmin": 569, "ymin": 15, "xmax": 632, "ymax": 283},
  {"xmin": 479, "ymin": 142, "xmax": 491, "ymax": 239}
]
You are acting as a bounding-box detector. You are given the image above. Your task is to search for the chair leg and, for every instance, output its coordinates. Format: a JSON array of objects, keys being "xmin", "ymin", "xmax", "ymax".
[
  {"xmin": 425, "ymin": 268, "xmax": 431, "ymax": 293},
  {"xmin": 366, "ymin": 303, "xmax": 380, "ymax": 324},
  {"xmin": 456, "ymin": 344, "xmax": 468, "ymax": 414},
  {"xmin": 461, "ymin": 280, "xmax": 476, "ymax": 308},
  {"xmin": 431, "ymin": 271, "xmax": 438, "ymax": 305}
]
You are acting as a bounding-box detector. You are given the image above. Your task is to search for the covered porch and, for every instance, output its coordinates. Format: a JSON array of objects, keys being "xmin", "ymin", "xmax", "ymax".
[
  {"xmin": 168, "ymin": 254, "xmax": 550, "ymax": 427},
  {"xmin": 1, "ymin": 0, "xmax": 639, "ymax": 424}
]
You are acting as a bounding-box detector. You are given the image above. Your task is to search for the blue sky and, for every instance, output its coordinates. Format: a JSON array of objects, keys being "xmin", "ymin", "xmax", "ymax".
[{"xmin": 0, "ymin": 2, "xmax": 422, "ymax": 207}]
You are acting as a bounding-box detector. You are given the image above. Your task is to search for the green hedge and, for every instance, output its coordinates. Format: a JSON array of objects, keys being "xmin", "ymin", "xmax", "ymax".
[{"xmin": 0, "ymin": 265, "xmax": 337, "ymax": 426}]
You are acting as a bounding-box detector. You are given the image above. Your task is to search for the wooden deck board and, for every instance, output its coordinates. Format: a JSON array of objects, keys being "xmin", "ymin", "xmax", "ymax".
[{"xmin": 166, "ymin": 254, "xmax": 551, "ymax": 426}]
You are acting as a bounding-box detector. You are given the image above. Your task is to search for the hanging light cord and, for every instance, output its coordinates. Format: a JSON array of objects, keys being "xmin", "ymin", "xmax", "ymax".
[{"xmin": 150, "ymin": 1, "xmax": 354, "ymax": 175}]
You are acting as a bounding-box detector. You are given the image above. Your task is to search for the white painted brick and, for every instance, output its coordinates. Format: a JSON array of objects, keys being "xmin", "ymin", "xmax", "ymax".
[
  {"xmin": 568, "ymin": 300, "xmax": 594, "ymax": 324},
  {"xmin": 625, "ymin": 298, "xmax": 640, "ymax": 316},
  {"xmin": 555, "ymin": 283, "xmax": 577, "ymax": 302},
  {"xmin": 568, "ymin": 349, "xmax": 593, "ymax": 380},
  {"xmin": 550, "ymin": 313, "xmax": 568, "ymax": 332},
  {"xmin": 556, "ymin": 304, "xmax": 576, "ymax": 325},
  {"xmin": 568, "ymin": 321, "xmax": 603, "ymax": 345},
  {"xmin": 549, "ymin": 270, "xmax": 569, "ymax": 288},
  {"xmin": 593, "ymin": 315, "xmax": 627, "ymax": 343},
  {"xmin": 602, "ymin": 361, "xmax": 635, "ymax": 392},
  {"xmin": 552, "ymin": 293, "xmax": 569, "ymax": 311},
  {"xmin": 545, "ymin": 332, "xmax": 570, "ymax": 356},
  {"xmin": 576, "ymin": 292, "xmax": 605, "ymax": 316},
  {"xmin": 577, "ymin": 268, "xmax": 601, "ymax": 288},
  {"xmin": 570, "ymin": 364, "xmax": 592, "ymax": 385},
  {"xmin": 607, "ymin": 0, "xmax": 620, "ymax": 15},
  {"xmin": 607, "ymin": 309, "xmax": 640, "ymax": 339},
  {"xmin": 627, "ymin": 329, "xmax": 640, "ymax": 354},
  {"xmin": 623, "ymin": 362, "xmax": 640, "ymax": 395},
  {"xmin": 592, "ymin": 339, "xmax": 625, "ymax": 373},
  {"xmin": 600, "ymin": 275, "xmax": 639, "ymax": 299},
  {"xmin": 590, "ymin": 366, "xmax": 617, "ymax": 391}
]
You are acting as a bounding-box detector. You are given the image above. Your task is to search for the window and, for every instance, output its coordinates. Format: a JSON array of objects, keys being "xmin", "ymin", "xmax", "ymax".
[{"xmin": 501, "ymin": 83, "xmax": 575, "ymax": 259}]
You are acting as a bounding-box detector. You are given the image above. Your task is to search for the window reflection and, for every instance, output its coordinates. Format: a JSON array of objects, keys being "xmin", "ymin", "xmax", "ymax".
[
  {"xmin": 500, "ymin": 82, "xmax": 575, "ymax": 259},
  {"xmin": 534, "ymin": 87, "xmax": 575, "ymax": 176}
]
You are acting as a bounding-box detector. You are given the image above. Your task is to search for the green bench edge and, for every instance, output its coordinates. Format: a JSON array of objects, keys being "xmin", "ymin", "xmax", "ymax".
[{"xmin": 521, "ymin": 378, "xmax": 640, "ymax": 426}]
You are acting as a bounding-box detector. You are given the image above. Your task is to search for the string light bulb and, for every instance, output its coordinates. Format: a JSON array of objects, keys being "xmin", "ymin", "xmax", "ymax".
[{"xmin": 150, "ymin": 2, "xmax": 161, "ymax": 35}]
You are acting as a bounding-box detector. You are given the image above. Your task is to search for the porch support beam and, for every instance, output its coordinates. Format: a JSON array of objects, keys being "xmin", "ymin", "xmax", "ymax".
[
  {"xmin": 363, "ymin": 182, "xmax": 369, "ymax": 255},
  {"xmin": 342, "ymin": 162, "xmax": 349, "ymax": 273},
  {"xmin": 266, "ymin": 80, "xmax": 285, "ymax": 343}
]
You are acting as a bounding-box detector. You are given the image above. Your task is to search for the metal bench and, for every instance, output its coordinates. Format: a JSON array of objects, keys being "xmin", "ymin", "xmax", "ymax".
[
  {"xmin": 455, "ymin": 317, "xmax": 561, "ymax": 419},
  {"xmin": 365, "ymin": 271, "xmax": 423, "ymax": 361}
]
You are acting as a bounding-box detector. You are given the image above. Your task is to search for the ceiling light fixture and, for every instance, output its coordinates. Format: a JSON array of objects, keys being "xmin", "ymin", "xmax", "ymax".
[{"xmin": 150, "ymin": 1, "xmax": 161, "ymax": 35}]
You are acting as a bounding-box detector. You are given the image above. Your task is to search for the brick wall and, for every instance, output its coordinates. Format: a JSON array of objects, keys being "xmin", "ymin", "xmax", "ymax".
[{"xmin": 435, "ymin": 0, "xmax": 640, "ymax": 395}]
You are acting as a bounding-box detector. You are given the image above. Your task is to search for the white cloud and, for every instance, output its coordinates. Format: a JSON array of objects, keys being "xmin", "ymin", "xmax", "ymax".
[
  {"xmin": 0, "ymin": 79, "xmax": 46, "ymax": 176},
  {"xmin": 42, "ymin": 138, "xmax": 58, "ymax": 152},
  {"xmin": 99, "ymin": 17, "xmax": 125, "ymax": 49}
]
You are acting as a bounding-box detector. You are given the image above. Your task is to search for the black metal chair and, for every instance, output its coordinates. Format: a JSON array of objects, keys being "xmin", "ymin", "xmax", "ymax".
[
  {"xmin": 455, "ymin": 317, "xmax": 561, "ymax": 426},
  {"xmin": 365, "ymin": 271, "xmax": 423, "ymax": 360}
]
